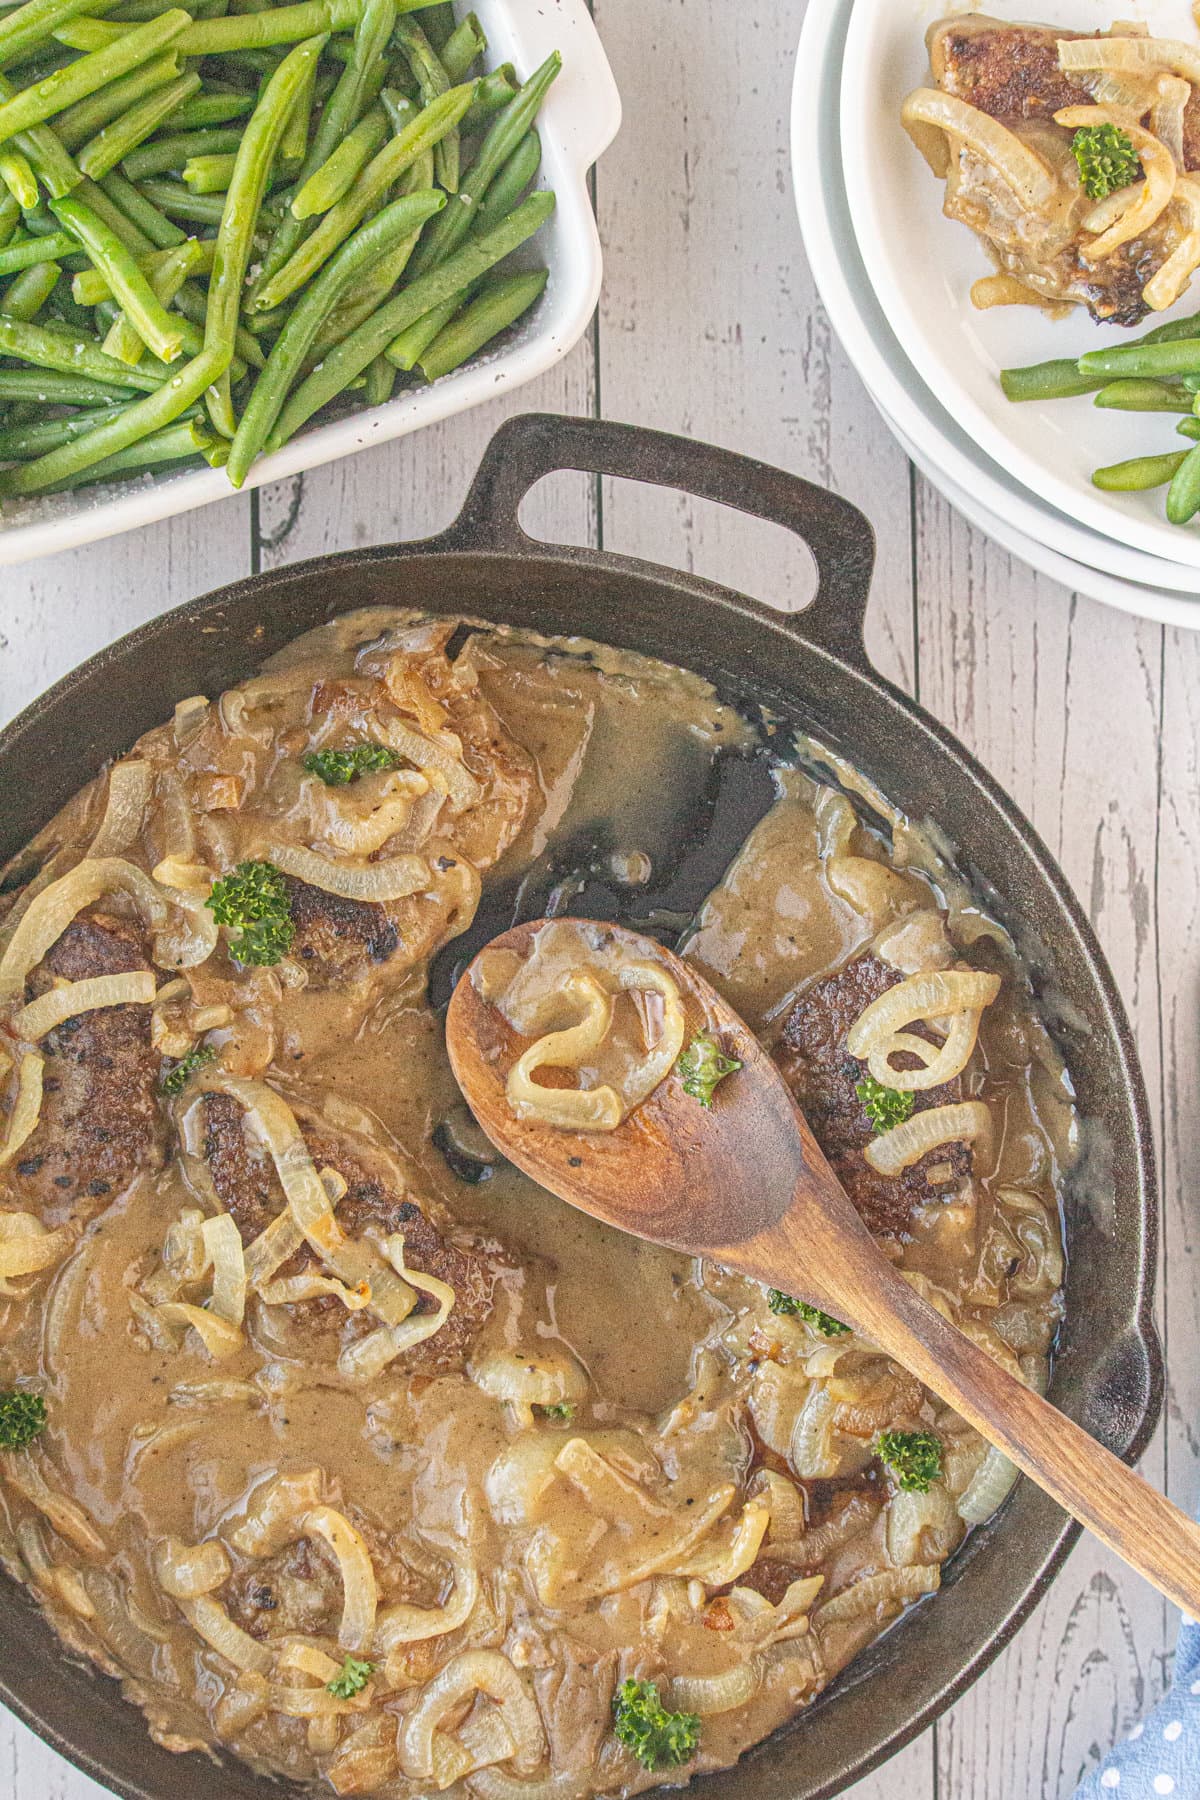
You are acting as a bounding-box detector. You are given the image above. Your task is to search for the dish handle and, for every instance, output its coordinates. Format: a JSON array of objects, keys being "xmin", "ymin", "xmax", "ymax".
[{"xmin": 446, "ymin": 413, "xmax": 877, "ymax": 670}]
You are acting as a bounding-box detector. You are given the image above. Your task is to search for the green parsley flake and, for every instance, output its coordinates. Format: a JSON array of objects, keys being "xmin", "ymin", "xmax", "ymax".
[
  {"xmin": 877, "ymin": 1428, "xmax": 943, "ymax": 1494},
  {"xmin": 304, "ymin": 744, "xmax": 401, "ymax": 786},
  {"xmin": 0, "ymin": 1390, "xmax": 46, "ymax": 1450},
  {"xmin": 612, "ymin": 1678, "xmax": 701, "ymax": 1771},
  {"xmin": 766, "ymin": 1290, "xmax": 850, "ymax": 1336},
  {"xmin": 677, "ymin": 1031, "xmax": 742, "ymax": 1108},
  {"xmin": 327, "ymin": 1655, "xmax": 374, "ymax": 1699},
  {"xmin": 856, "ymin": 1074, "xmax": 914, "ymax": 1135},
  {"xmin": 207, "ymin": 860, "xmax": 295, "ymax": 967},
  {"xmin": 161, "ymin": 1043, "xmax": 216, "ymax": 1097}
]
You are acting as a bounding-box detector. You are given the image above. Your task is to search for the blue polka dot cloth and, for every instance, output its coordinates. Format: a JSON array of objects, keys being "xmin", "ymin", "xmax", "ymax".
[{"xmin": 1074, "ymin": 1615, "xmax": 1200, "ymax": 1797}]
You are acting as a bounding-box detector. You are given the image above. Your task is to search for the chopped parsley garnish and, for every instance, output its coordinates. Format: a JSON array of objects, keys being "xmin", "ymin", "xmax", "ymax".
[
  {"xmin": 677, "ymin": 1031, "xmax": 741, "ymax": 1108},
  {"xmin": 327, "ymin": 1655, "xmax": 374, "ymax": 1699},
  {"xmin": 304, "ymin": 744, "xmax": 401, "ymax": 786},
  {"xmin": 1071, "ymin": 122, "xmax": 1142, "ymax": 202},
  {"xmin": 613, "ymin": 1678, "xmax": 701, "ymax": 1771},
  {"xmin": 856, "ymin": 1074, "xmax": 914, "ymax": 1135},
  {"xmin": 537, "ymin": 1402, "xmax": 575, "ymax": 1421},
  {"xmin": 0, "ymin": 1390, "xmax": 46, "ymax": 1450},
  {"xmin": 206, "ymin": 860, "xmax": 295, "ymax": 967},
  {"xmin": 161, "ymin": 1043, "xmax": 216, "ymax": 1097},
  {"xmin": 877, "ymin": 1428, "xmax": 943, "ymax": 1494},
  {"xmin": 767, "ymin": 1290, "xmax": 850, "ymax": 1336}
]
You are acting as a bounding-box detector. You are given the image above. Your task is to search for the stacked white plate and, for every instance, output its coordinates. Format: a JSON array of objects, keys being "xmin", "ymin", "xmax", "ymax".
[{"xmin": 792, "ymin": 0, "xmax": 1200, "ymax": 627}]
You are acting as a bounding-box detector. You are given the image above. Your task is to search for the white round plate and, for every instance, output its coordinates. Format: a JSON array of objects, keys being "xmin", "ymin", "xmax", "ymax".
[
  {"xmin": 791, "ymin": 0, "xmax": 1200, "ymax": 626},
  {"xmin": 840, "ymin": 0, "xmax": 1200, "ymax": 569}
]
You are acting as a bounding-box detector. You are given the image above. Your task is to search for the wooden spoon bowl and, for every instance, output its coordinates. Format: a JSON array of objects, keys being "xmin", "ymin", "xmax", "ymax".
[{"xmin": 448, "ymin": 919, "xmax": 1200, "ymax": 1621}]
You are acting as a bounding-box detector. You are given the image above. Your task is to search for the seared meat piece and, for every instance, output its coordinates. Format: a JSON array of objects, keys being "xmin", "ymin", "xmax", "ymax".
[
  {"xmin": 282, "ymin": 854, "xmax": 478, "ymax": 988},
  {"xmin": 775, "ymin": 953, "xmax": 971, "ymax": 1239},
  {"xmin": 8, "ymin": 912, "xmax": 165, "ymax": 1225},
  {"xmin": 200, "ymin": 1093, "xmax": 499, "ymax": 1370},
  {"xmin": 930, "ymin": 19, "xmax": 1097, "ymax": 125},
  {"xmin": 224, "ymin": 1535, "xmax": 342, "ymax": 1640}
]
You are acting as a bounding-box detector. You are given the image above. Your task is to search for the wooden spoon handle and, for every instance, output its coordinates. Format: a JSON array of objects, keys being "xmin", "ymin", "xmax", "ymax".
[{"xmin": 748, "ymin": 1208, "xmax": 1200, "ymax": 1620}]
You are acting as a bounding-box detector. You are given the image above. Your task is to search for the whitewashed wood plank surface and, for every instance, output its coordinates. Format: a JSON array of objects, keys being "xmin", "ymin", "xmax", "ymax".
[{"xmin": 0, "ymin": 0, "xmax": 1195, "ymax": 1795}]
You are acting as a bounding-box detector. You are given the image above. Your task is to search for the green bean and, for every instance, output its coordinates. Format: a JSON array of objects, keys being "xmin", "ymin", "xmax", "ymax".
[
  {"xmin": 394, "ymin": 17, "xmax": 455, "ymax": 191},
  {"xmin": 462, "ymin": 65, "xmax": 517, "ymax": 131},
  {"xmin": 250, "ymin": 0, "xmax": 394, "ymax": 294},
  {"xmin": 0, "ymin": 311, "xmax": 165, "ymax": 384},
  {"xmin": 302, "ymin": 145, "xmax": 427, "ymax": 361},
  {"xmin": 290, "ymin": 101, "xmax": 385, "ymax": 217},
  {"xmin": 1166, "ymin": 441, "xmax": 1200, "ymax": 523},
  {"xmin": 364, "ymin": 349, "xmax": 393, "ymax": 404},
  {"xmin": 407, "ymin": 51, "xmax": 559, "ymax": 278},
  {"xmin": 1178, "ymin": 417, "xmax": 1200, "ymax": 439},
  {"xmin": 0, "ymin": 366, "xmax": 134, "ymax": 400},
  {"xmin": 41, "ymin": 414, "xmax": 211, "ymax": 488},
  {"xmin": 82, "ymin": 172, "xmax": 156, "ymax": 249},
  {"xmin": 0, "ymin": 225, "xmax": 71, "ymax": 269},
  {"xmin": 415, "ymin": 1, "xmax": 453, "ymax": 50},
  {"xmin": 182, "ymin": 152, "xmax": 237, "ymax": 192},
  {"xmin": 177, "ymin": 0, "xmax": 420, "ymax": 55},
  {"xmin": 1, "ymin": 31, "xmax": 318, "ymax": 492},
  {"xmin": 122, "ymin": 125, "xmax": 245, "ymax": 180},
  {"xmin": 71, "ymin": 235, "xmax": 211, "ymax": 303},
  {"xmin": 170, "ymin": 275, "xmax": 262, "ymax": 366},
  {"xmin": 101, "ymin": 229, "xmax": 198, "ymax": 360},
  {"xmin": 442, "ymin": 12, "xmax": 484, "ymax": 82},
  {"xmin": 0, "ymin": 68, "xmax": 81, "ymax": 197},
  {"xmin": 1093, "ymin": 378, "xmax": 1194, "ymax": 414},
  {"xmin": 52, "ymin": 15, "xmax": 122, "ymax": 48},
  {"xmin": 419, "ymin": 267, "xmax": 545, "ymax": 380},
  {"xmin": 251, "ymin": 79, "xmax": 474, "ymax": 312},
  {"xmin": 270, "ymin": 188, "xmax": 553, "ymax": 446},
  {"xmin": 0, "ymin": 398, "xmax": 123, "ymax": 455},
  {"xmin": 1, "ymin": 253, "xmax": 57, "ymax": 314},
  {"xmin": 1137, "ymin": 308, "xmax": 1200, "ymax": 347},
  {"xmin": 280, "ymin": 31, "xmax": 317, "ymax": 162},
  {"xmin": 227, "ymin": 184, "xmax": 441, "ymax": 484},
  {"xmin": 134, "ymin": 177, "xmax": 227, "ymax": 225},
  {"xmin": 0, "ymin": 186, "xmax": 17, "ymax": 244},
  {"xmin": 383, "ymin": 287, "xmax": 459, "ymax": 369},
  {"xmin": 1182, "ymin": 373, "xmax": 1200, "ymax": 393},
  {"xmin": 0, "ymin": 0, "xmax": 112, "ymax": 72},
  {"xmin": 473, "ymin": 130, "xmax": 539, "ymax": 235},
  {"xmin": 1092, "ymin": 451, "xmax": 1188, "ymax": 492},
  {"xmin": 1001, "ymin": 355, "xmax": 1107, "ymax": 401},
  {"xmin": 51, "ymin": 191, "xmax": 184, "ymax": 358},
  {"xmin": 1077, "ymin": 340, "xmax": 1200, "ymax": 380},
  {"xmin": 0, "ymin": 145, "xmax": 34, "ymax": 202},
  {"xmin": 166, "ymin": 90, "xmax": 254, "ymax": 130},
  {"xmin": 77, "ymin": 69, "xmax": 199, "ymax": 179},
  {"xmin": 378, "ymin": 83, "xmax": 412, "ymax": 135},
  {"xmin": 52, "ymin": 51, "xmax": 179, "ymax": 148},
  {"xmin": 0, "ymin": 12, "xmax": 190, "ymax": 141}
]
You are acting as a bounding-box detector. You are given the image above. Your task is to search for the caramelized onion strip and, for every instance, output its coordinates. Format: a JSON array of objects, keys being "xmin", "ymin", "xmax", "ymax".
[
  {"xmin": 268, "ymin": 842, "xmax": 430, "ymax": 904},
  {"xmin": 152, "ymin": 1535, "xmax": 232, "ymax": 1599},
  {"xmin": 303, "ymin": 1505, "xmax": 378, "ymax": 1653},
  {"xmin": 0, "ymin": 1054, "xmax": 44, "ymax": 1168},
  {"xmin": 0, "ymin": 1211, "xmax": 69, "ymax": 1281},
  {"xmin": 375, "ymin": 1555, "xmax": 479, "ymax": 1656},
  {"xmin": 12, "ymin": 971, "xmax": 157, "ymax": 1042},
  {"xmin": 400, "ymin": 1650, "xmax": 546, "ymax": 1781},
  {"xmin": 901, "ymin": 89, "xmax": 1057, "ymax": 210},
  {"xmin": 178, "ymin": 1595, "xmax": 274, "ymax": 1674},
  {"xmin": 0, "ymin": 858, "xmax": 169, "ymax": 1001},
  {"xmin": 863, "ymin": 1101, "xmax": 993, "ymax": 1177},
  {"xmin": 1145, "ymin": 174, "xmax": 1200, "ymax": 309},
  {"xmin": 201, "ymin": 1214, "xmax": 247, "ymax": 1328},
  {"xmin": 1053, "ymin": 108, "xmax": 1177, "ymax": 258},
  {"xmin": 90, "ymin": 761, "xmax": 152, "ymax": 857}
]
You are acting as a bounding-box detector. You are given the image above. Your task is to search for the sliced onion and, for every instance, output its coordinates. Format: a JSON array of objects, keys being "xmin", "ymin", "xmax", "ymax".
[
  {"xmin": 727, "ymin": 1575, "xmax": 824, "ymax": 1647},
  {"xmin": 152, "ymin": 1300, "xmax": 244, "ymax": 1359},
  {"xmin": 152, "ymin": 1534, "xmax": 232, "ymax": 1599},
  {"xmin": 173, "ymin": 695, "xmax": 210, "ymax": 747},
  {"xmin": 268, "ymin": 1682, "xmax": 373, "ymax": 1717},
  {"xmin": 201, "ymin": 1214, "xmax": 247, "ymax": 1328},
  {"xmin": 847, "ymin": 970, "xmax": 1000, "ymax": 1069},
  {"xmin": 901, "ymin": 89, "xmax": 1057, "ymax": 210},
  {"xmin": 457, "ymin": 1708, "xmax": 519, "ymax": 1778},
  {"xmin": 178, "ymin": 1594, "xmax": 274, "ymax": 1674},
  {"xmin": 277, "ymin": 1640, "xmax": 342, "ymax": 1683},
  {"xmin": 554, "ymin": 1437, "xmax": 669, "ymax": 1523},
  {"xmin": 376, "ymin": 1554, "xmax": 478, "ymax": 1655},
  {"xmin": 379, "ymin": 716, "xmax": 481, "ymax": 813},
  {"xmin": 670, "ymin": 1659, "xmax": 761, "ymax": 1716},
  {"xmin": 863, "ymin": 1101, "xmax": 993, "ymax": 1177},
  {"xmin": 90, "ymin": 761, "xmax": 152, "ymax": 857},
  {"xmin": 0, "ymin": 858, "xmax": 173, "ymax": 1001},
  {"xmin": 382, "ymin": 656, "xmax": 459, "ymax": 743},
  {"xmin": 309, "ymin": 767, "xmax": 430, "ymax": 857},
  {"xmin": 338, "ymin": 1235, "xmax": 455, "ymax": 1381},
  {"xmin": 956, "ymin": 1445, "xmax": 1021, "ymax": 1525},
  {"xmin": 327, "ymin": 1718, "xmax": 399, "ymax": 1794},
  {"xmin": 260, "ymin": 1270, "xmax": 374, "ymax": 1309},
  {"xmin": 672, "ymin": 1496, "xmax": 770, "ymax": 1585},
  {"xmin": 971, "ymin": 273, "xmax": 1060, "ymax": 310},
  {"xmin": 151, "ymin": 857, "xmax": 220, "ymax": 970},
  {"xmin": 0, "ymin": 1211, "xmax": 69, "ymax": 1281},
  {"xmin": 1054, "ymin": 107, "xmax": 1177, "ymax": 259},
  {"xmin": 304, "ymin": 1505, "xmax": 378, "ymax": 1653},
  {"xmin": 788, "ymin": 1385, "xmax": 840, "ymax": 1480},
  {"xmin": 269, "ymin": 842, "xmax": 430, "ymax": 904},
  {"xmin": 507, "ymin": 972, "xmax": 619, "ymax": 1130},
  {"xmin": 4, "ymin": 1457, "xmax": 106, "ymax": 1554},
  {"xmin": 51, "ymin": 1563, "xmax": 96, "ymax": 1619},
  {"xmin": 1058, "ymin": 34, "xmax": 1200, "ymax": 86},
  {"xmin": 1152, "ymin": 73, "xmax": 1191, "ymax": 169},
  {"xmin": 885, "ymin": 1483, "xmax": 959, "ymax": 1568},
  {"xmin": 0, "ymin": 1054, "xmax": 44, "ymax": 1168},
  {"xmin": 230, "ymin": 1468, "xmax": 323, "ymax": 1556},
  {"xmin": 815, "ymin": 1564, "xmax": 940, "ymax": 1624},
  {"xmin": 400, "ymin": 1650, "xmax": 546, "ymax": 1781},
  {"xmin": 750, "ymin": 1468, "xmax": 806, "ymax": 1543},
  {"xmin": 472, "ymin": 1348, "xmax": 587, "ymax": 1414},
  {"xmin": 469, "ymin": 1772, "xmax": 591, "ymax": 1800},
  {"xmin": 1144, "ymin": 174, "xmax": 1200, "ymax": 309},
  {"xmin": 12, "ymin": 970, "xmax": 157, "ymax": 1042}
]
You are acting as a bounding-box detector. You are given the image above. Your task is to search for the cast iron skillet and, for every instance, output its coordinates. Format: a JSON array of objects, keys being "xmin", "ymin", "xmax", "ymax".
[{"xmin": 0, "ymin": 414, "xmax": 1161, "ymax": 1800}]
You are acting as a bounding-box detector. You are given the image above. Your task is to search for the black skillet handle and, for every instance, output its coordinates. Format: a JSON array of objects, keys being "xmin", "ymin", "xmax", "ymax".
[{"xmin": 448, "ymin": 414, "xmax": 877, "ymax": 669}]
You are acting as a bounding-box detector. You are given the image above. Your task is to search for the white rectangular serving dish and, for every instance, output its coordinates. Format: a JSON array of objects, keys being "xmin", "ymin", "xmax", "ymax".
[{"xmin": 0, "ymin": 0, "xmax": 620, "ymax": 566}]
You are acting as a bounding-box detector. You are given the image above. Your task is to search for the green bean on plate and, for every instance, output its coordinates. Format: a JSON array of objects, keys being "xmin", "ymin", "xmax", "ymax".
[
  {"xmin": 1001, "ymin": 306, "xmax": 1200, "ymax": 527},
  {"xmin": 0, "ymin": 0, "xmax": 558, "ymax": 500}
]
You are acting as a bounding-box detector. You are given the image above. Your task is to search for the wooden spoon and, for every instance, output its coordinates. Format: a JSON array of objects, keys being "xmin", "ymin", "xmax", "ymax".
[{"xmin": 447, "ymin": 919, "xmax": 1200, "ymax": 1620}]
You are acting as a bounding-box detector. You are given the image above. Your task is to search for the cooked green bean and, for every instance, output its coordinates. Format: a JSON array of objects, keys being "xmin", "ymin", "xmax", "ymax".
[
  {"xmin": 71, "ymin": 235, "xmax": 211, "ymax": 303},
  {"xmin": 416, "ymin": 1, "xmax": 454, "ymax": 50},
  {"xmin": 250, "ymin": 79, "xmax": 474, "ymax": 311},
  {"xmin": 0, "ymin": 366, "xmax": 135, "ymax": 400},
  {"xmin": 419, "ymin": 266, "xmax": 545, "ymax": 380},
  {"xmin": 1166, "ymin": 441, "xmax": 1200, "ymax": 523},
  {"xmin": 394, "ymin": 17, "xmax": 455, "ymax": 192},
  {"xmin": 83, "ymin": 171, "xmax": 158, "ymax": 249},
  {"xmin": 290, "ymin": 100, "xmax": 385, "ymax": 217},
  {"xmin": 473, "ymin": 129, "xmax": 539, "ymax": 235},
  {"xmin": 101, "ymin": 230, "xmax": 199, "ymax": 361},
  {"xmin": 0, "ymin": 0, "xmax": 112, "ymax": 72},
  {"xmin": 1138, "ymin": 308, "xmax": 1200, "ymax": 347},
  {"xmin": 270, "ymin": 187, "xmax": 553, "ymax": 445},
  {"xmin": 1093, "ymin": 378, "xmax": 1194, "ymax": 414},
  {"xmin": 378, "ymin": 83, "xmax": 413, "ymax": 135},
  {"xmin": 121, "ymin": 125, "xmax": 244, "ymax": 181},
  {"xmin": 279, "ymin": 30, "xmax": 315, "ymax": 161},
  {"xmin": 170, "ymin": 276, "xmax": 262, "ymax": 368},
  {"xmin": 1178, "ymin": 417, "xmax": 1200, "ymax": 440},
  {"xmin": 0, "ymin": 311, "xmax": 165, "ymax": 384},
  {"xmin": 1077, "ymin": 340, "xmax": 1200, "ymax": 380},
  {"xmin": 227, "ymin": 184, "xmax": 441, "ymax": 484},
  {"xmin": 383, "ymin": 283, "xmax": 460, "ymax": 369},
  {"xmin": 99, "ymin": 166, "xmax": 185, "ymax": 245},
  {"xmin": 0, "ymin": 399, "xmax": 124, "ymax": 455},
  {"xmin": 0, "ymin": 11, "xmax": 189, "ymax": 140},
  {"xmin": 302, "ymin": 147, "xmax": 428, "ymax": 360},
  {"xmin": 1, "ymin": 254, "xmax": 57, "ymax": 315},
  {"xmin": 462, "ymin": 64, "xmax": 517, "ymax": 131},
  {"xmin": 182, "ymin": 150, "xmax": 236, "ymax": 191},
  {"xmin": 77, "ymin": 69, "xmax": 200, "ymax": 179},
  {"xmin": 167, "ymin": 90, "xmax": 254, "ymax": 130},
  {"xmin": 408, "ymin": 51, "xmax": 559, "ymax": 278},
  {"xmin": 1092, "ymin": 452, "xmax": 1188, "ymax": 492},
  {"xmin": 442, "ymin": 11, "xmax": 484, "ymax": 82},
  {"xmin": 1000, "ymin": 359, "xmax": 1109, "ymax": 403},
  {"xmin": 0, "ymin": 226, "xmax": 73, "ymax": 270},
  {"xmin": 41, "ymin": 414, "xmax": 213, "ymax": 488},
  {"xmin": 134, "ymin": 177, "xmax": 228, "ymax": 224},
  {"xmin": 52, "ymin": 51, "xmax": 180, "ymax": 149},
  {"xmin": 364, "ymin": 349, "xmax": 393, "ymax": 404},
  {"xmin": 0, "ymin": 147, "xmax": 35, "ymax": 204},
  {"xmin": 0, "ymin": 67, "xmax": 81, "ymax": 197},
  {"xmin": 177, "ymin": 0, "xmax": 419, "ymax": 55},
  {"xmin": 52, "ymin": 16, "xmax": 124, "ymax": 49},
  {"xmin": 52, "ymin": 191, "xmax": 185, "ymax": 358}
]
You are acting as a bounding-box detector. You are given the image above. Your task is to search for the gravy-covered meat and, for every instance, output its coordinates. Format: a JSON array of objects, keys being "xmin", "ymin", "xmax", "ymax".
[
  {"xmin": 9, "ymin": 912, "xmax": 165, "ymax": 1225},
  {"xmin": 283, "ymin": 874, "xmax": 400, "ymax": 984},
  {"xmin": 775, "ymin": 952, "xmax": 970, "ymax": 1238},
  {"xmin": 199, "ymin": 1091, "xmax": 499, "ymax": 1370}
]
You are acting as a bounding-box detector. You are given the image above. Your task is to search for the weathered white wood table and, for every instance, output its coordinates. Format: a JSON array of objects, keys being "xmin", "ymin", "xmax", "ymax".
[{"xmin": 1, "ymin": 0, "xmax": 1196, "ymax": 1795}]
